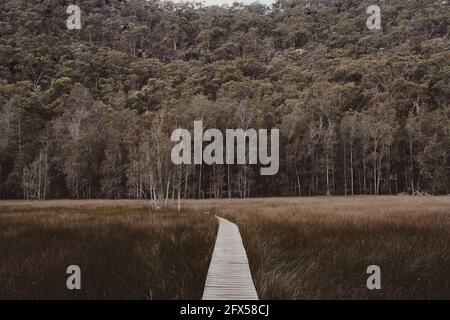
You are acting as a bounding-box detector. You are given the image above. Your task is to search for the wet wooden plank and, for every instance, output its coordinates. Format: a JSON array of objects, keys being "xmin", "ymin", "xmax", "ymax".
[{"xmin": 202, "ymin": 217, "xmax": 258, "ymax": 300}]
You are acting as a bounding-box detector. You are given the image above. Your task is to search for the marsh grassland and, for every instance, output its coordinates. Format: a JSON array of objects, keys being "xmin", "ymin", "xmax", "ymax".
[
  {"xmin": 184, "ymin": 196, "xmax": 450, "ymax": 299},
  {"xmin": 0, "ymin": 201, "xmax": 217, "ymax": 299},
  {"xmin": 1, "ymin": 197, "xmax": 449, "ymax": 300}
]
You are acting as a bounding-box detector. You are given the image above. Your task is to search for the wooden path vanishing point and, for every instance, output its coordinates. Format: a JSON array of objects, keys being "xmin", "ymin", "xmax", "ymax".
[{"xmin": 202, "ymin": 217, "xmax": 259, "ymax": 300}]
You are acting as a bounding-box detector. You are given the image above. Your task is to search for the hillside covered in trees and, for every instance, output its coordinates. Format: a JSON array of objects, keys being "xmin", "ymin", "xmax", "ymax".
[{"xmin": 0, "ymin": 0, "xmax": 449, "ymax": 201}]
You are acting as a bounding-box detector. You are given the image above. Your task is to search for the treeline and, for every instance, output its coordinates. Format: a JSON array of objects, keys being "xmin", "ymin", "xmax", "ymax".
[{"xmin": 0, "ymin": 0, "xmax": 449, "ymax": 201}]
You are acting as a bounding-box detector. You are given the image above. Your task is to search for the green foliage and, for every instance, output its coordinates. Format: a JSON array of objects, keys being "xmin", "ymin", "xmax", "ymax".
[{"xmin": 0, "ymin": 0, "xmax": 449, "ymax": 199}]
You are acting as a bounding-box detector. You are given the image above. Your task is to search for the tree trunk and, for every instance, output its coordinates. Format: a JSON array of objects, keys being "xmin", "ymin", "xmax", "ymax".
[
  {"xmin": 227, "ymin": 165, "xmax": 231, "ymax": 199},
  {"xmin": 198, "ymin": 164, "xmax": 202, "ymax": 199},
  {"xmin": 177, "ymin": 186, "xmax": 181, "ymax": 212},
  {"xmin": 164, "ymin": 172, "xmax": 171, "ymax": 209},
  {"xmin": 343, "ymin": 137, "xmax": 347, "ymax": 196},
  {"xmin": 350, "ymin": 142, "xmax": 354, "ymax": 195}
]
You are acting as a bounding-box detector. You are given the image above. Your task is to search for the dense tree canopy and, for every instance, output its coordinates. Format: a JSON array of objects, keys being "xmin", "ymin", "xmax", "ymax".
[{"xmin": 0, "ymin": 0, "xmax": 449, "ymax": 201}]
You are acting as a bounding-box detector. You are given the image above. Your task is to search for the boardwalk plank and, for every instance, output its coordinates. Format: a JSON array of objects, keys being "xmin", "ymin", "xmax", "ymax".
[{"xmin": 202, "ymin": 217, "xmax": 258, "ymax": 300}]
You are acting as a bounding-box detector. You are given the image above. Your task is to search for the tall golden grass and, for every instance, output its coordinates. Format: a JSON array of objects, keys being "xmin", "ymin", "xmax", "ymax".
[
  {"xmin": 0, "ymin": 201, "xmax": 217, "ymax": 299},
  {"xmin": 1, "ymin": 197, "xmax": 449, "ymax": 299},
  {"xmin": 182, "ymin": 196, "xmax": 450, "ymax": 299}
]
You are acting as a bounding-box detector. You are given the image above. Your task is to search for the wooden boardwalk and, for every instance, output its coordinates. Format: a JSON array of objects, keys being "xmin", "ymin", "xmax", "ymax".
[{"xmin": 202, "ymin": 217, "xmax": 259, "ymax": 300}]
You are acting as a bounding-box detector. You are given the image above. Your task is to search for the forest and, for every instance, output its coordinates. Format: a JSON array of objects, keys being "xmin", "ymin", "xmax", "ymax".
[{"xmin": 0, "ymin": 0, "xmax": 449, "ymax": 201}]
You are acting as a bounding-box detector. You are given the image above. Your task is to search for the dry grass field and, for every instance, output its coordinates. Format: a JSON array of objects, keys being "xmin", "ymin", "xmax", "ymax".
[
  {"xmin": 1, "ymin": 197, "xmax": 449, "ymax": 300},
  {"xmin": 183, "ymin": 196, "xmax": 450, "ymax": 299},
  {"xmin": 0, "ymin": 201, "xmax": 217, "ymax": 299}
]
